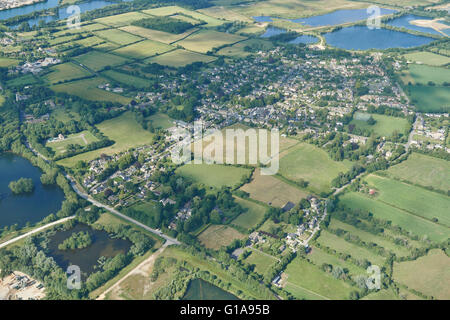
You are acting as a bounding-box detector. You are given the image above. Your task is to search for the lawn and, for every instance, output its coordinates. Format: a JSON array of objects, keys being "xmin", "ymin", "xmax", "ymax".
[
  {"xmin": 46, "ymin": 130, "xmax": 99, "ymax": 156},
  {"xmin": 349, "ymin": 112, "xmax": 410, "ymax": 138},
  {"xmin": 243, "ymin": 249, "xmax": 278, "ymax": 276},
  {"xmin": 94, "ymin": 11, "xmax": 152, "ymax": 27},
  {"xmin": 240, "ymin": 168, "xmax": 309, "ymax": 207},
  {"xmin": 198, "ymin": 225, "xmax": 246, "ymax": 250},
  {"xmin": 387, "ymin": 153, "xmax": 450, "ymax": 192},
  {"xmin": 57, "ymin": 112, "xmax": 154, "ymax": 166},
  {"xmin": 407, "ymin": 85, "xmax": 449, "ymax": 113},
  {"xmin": 112, "ymin": 40, "xmax": 174, "ymax": 59},
  {"xmin": 284, "ymin": 257, "xmax": 355, "ymax": 300},
  {"xmin": 364, "ymin": 174, "xmax": 450, "ymax": 228},
  {"xmin": 403, "ymin": 51, "xmax": 450, "ymax": 66},
  {"xmin": 72, "ymin": 51, "xmax": 129, "ymax": 72},
  {"xmin": 175, "ymin": 29, "xmax": 246, "ymax": 53},
  {"xmin": 51, "ymin": 77, "xmax": 131, "ymax": 104},
  {"xmin": 145, "ymin": 49, "xmax": 217, "ymax": 67},
  {"xmin": 94, "ymin": 28, "xmax": 144, "ymax": 46},
  {"xmin": 278, "ymin": 143, "xmax": 352, "ymax": 194},
  {"xmin": 339, "ymin": 192, "xmax": 450, "ymax": 243},
  {"xmin": 393, "ymin": 249, "xmax": 450, "ymax": 300},
  {"xmin": 119, "ymin": 26, "xmax": 199, "ymax": 44},
  {"xmin": 316, "ymin": 230, "xmax": 386, "ymax": 266},
  {"xmin": 43, "ymin": 62, "xmax": 92, "ymax": 84},
  {"xmin": 175, "ymin": 163, "xmax": 251, "ymax": 189},
  {"xmin": 231, "ymin": 196, "xmax": 267, "ymax": 230},
  {"xmin": 101, "ymin": 70, "xmax": 153, "ymax": 89}
]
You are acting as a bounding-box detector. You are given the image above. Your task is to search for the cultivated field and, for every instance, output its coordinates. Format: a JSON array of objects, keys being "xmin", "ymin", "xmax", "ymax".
[
  {"xmin": 145, "ymin": 49, "xmax": 217, "ymax": 67},
  {"xmin": 51, "ymin": 77, "xmax": 131, "ymax": 104},
  {"xmin": 393, "ymin": 249, "xmax": 450, "ymax": 300},
  {"xmin": 112, "ymin": 40, "xmax": 174, "ymax": 59},
  {"xmin": 240, "ymin": 168, "xmax": 309, "ymax": 207},
  {"xmin": 119, "ymin": 26, "xmax": 198, "ymax": 44},
  {"xmin": 198, "ymin": 225, "xmax": 246, "ymax": 250},
  {"xmin": 387, "ymin": 153, "xmax": 450, "ymax": 192},
  {"xmin": 403, "ymin": 51, "xmax": 450, "ymax": 66},
  {"xmin": 43, "ymin": 62, "xmax": 92, "ymax": 84},
  {"xmin": 57, "ymin": 112, "xmax": 154, "ymax": 167},
  {"xmin": 278, "ymin": 143, "xmax": 352, "ymax": 194},
  {"xmin": 175, "ymin": 163, "xmax": 251, "ymax": 189},
  {"xmin": 350, "ymin": 112, "xmax": 410, "ymax": 137},
  {"xmin": 94, "ymin": 29, "xmax": 144, "ymax": 46},
  {"xmin": 231, "ymin": 197, "xmax": 267, "ymax": 230},
  {"xmin": 72, "ymin": 51, "xmax": 129, "ymax": 72},
  {"xmin": 175, "ymin": 29, "xmax": 246, "ymax": 53}
]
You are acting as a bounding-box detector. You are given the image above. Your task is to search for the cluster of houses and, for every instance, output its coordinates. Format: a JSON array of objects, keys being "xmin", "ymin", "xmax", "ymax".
[
  {"xmin": 15, "ymin": 57, "xmax": 60, "ymax": 74},
  {"xmin": 98, "ymin": 83, "xmax": 124, "ymax": 93},
  {"xmin": 409, "ymin": 113, "xmax": 449, "ymax": 153}
]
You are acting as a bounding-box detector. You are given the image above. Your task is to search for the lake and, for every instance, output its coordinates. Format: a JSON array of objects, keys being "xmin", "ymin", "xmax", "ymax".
[
  {"xmin": 46, "ymin": 223, "xmax": 132, "ymax": 276},
  {"xmin": 260, "ymin": 26, "xmax": 286, "ymax": 38},
  {"xmin": 386, "ymin": 14, "xmax": 450, "ymax": 36},
  {"xmin": 182, "ymin": 278, "xmax": 239, "ymax": 300},
  {"xmin": 0, "ymin": 153, "xmax": 65, "ymax": 228},
  {"xmin": 254, "ymin": 8, "xmax": 397, "ymax": 27},
  {"xmin": 289, "ymin": 35, "xmax": 319, "ymax": 45},
  {"xmin": 324, "ymin": 26, "xmax": 435, "ymax": 50}
]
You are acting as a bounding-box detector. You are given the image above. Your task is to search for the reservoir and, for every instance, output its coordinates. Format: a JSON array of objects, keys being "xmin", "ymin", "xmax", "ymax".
[
  {"xmin": 385, "ymin": 14, "xmax": 450, "ymax": 36},
  {"xmin": 0, "ymin": 153, "xmax": 65, "ymax": 228}
]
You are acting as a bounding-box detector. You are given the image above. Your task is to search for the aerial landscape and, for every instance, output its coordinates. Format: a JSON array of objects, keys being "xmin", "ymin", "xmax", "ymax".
[{"xmin": 0, "ymin": 0, "xmax": 448, "ymax": 306}]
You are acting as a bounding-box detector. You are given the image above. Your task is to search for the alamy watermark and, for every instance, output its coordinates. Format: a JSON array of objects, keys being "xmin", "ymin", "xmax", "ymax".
[
  {"xmin": 170, "ymin": 121, "xmax": 280, "ymax": 175},
  {"xmin": 66, "ymin": 5, "xmax": 81, "ymax": 30},
  {"xmin": 67, "ymin": 265, "xmax": 81, "ymax": 290},
  {"xmin": 366, "ymin": 5, "xmax": 382, "ymax": 30}
]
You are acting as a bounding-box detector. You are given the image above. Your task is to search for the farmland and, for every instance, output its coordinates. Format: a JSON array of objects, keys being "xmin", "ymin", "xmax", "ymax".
[
  {"xmin": 403, "ymin": 51, "xmax": 450, "ymax": 66},
  {"xmin": 72, "ymin": 51, "xmax": 129, "ymax": 72},
  {"xmin": 231, "ymin": 197, "xmax": 267, "ymax": 230},
  {"xmin": 142, "ymin": 6, "xmax": 226, "ymax": 27},
  {"xmin": 0, "ymin": 57, "xmax": 19, "ymax": 67},
  {"xmin": 175, "ymin": 29, "xmax": 246, "ymax": 53},
  {"xmin": 401, "ymin": 64, "xmax": 450, "ymax": 86},
  {"xmin": 216, "ymin": 39, "xmax": 273, "ymax": 58},
  {"xmin": 101, "ymin": 70, "xmax": 153, "ymax": 89},
  {"xmin": 386, "ymin": 153, "xmax": 450, "ymax": 192},
  {"xmin": 307, "ymin": 246, "xmax": 366, "ymax": 277},
  {"xmin": 57, "ymin": 112, "xmax": 154, "ymax": 167},
  {"xmin": 43, "ymin": 62, "xmax": 92, "ymax": 84},
  {"xmin": 243, "ymin": 249, "xmax": 277, "ymax": 276},
  {"xmin": 175, "ymin": 163, "xmax": 251, "ymax": 189},
  {"xmin": 198, "ymin": 225, "xmax": 246, "ymax": 250},
  {"xmin": 112, "ymin": 40, "xmax": 174, "ymax": 59},
  {"xmin": 119, "ymin": 25, "xmax": 198, "ymax": 44},
  {"xmin": 407, "ymin": 85, "xmax": 450, "ymax": 113},
  {"xmin": 94, "ymin": 29, "xmax": 144, "ymax": 46},
  {"xmin": 145, "ymin": 113, "xmax": 174, "ymax": 130},
  {"xmin": 278, "ymin": 143, "xmax": 352, "ymax": 194},
  {"xmin": 94, "ymin": 11, "xmax": 152, "ymax": 27},
  {"xmin": 146, "ymin": 49, "xmax": 216, "ymax": 67},
  {"xmin": 393, "ymin": 249, "xmax": 450, "ymax": 300},
  {"xmin": 349, "ymin": 112, "xmax": 410, "ymax": 137},
  {"xmin": 240, "ymin": 168, "xmax": 308, "ymax": 207}
]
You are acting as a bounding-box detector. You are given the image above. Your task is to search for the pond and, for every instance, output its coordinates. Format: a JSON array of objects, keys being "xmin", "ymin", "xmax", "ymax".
[
  {"xmin": 289, "ymin": 35, "xmax": 319, "ymax": 45},
  {"xmin": 260, "ymin": 26, "xmax": 287, "ymax": 38},
  {"xmin": 253, "ymin": 8, "xmax": 396, "ymax": 27},
  {"xmin": 183, "ymin": 278, "xmax": 239, "ymax": 300},
  {"xmin": 324, "ymin": 26, "xmax": 435, "ymax": 50},
  {"xmin": 385, "ymin": 14, "xmax": 450, "ymax": 36},
  {"xmin": 0, "ymin": 153, "xmax": 65, "ymax": 228},
  {"xmin": 46, "ymin": 223, "xmax": 132, "ymax": 276}
]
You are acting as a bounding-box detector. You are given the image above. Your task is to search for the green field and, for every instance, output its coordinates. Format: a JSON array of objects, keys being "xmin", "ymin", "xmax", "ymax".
[
  {"xmin": 403, "ymin": 51, "xmax": 450, "ymax": 66},
  {"xmin": 401, "ymin": 64, "xmax": 450, "ymax": 86},
  {"xmin": 243, "ymin": 249, "xmax": 277, "ymax": 276},
  {"xmin": 284, "ymin": 257, "xmax": 355, "ymax": 300},
  {"xmin": 393, "ymin": 249, "xmax": 450, "ymax": 300},
  {"xmin": 72, "ymin": 51, "xmax": 129, "ymax": 71},
  {"xmin": 143, "ymin": 6, "xmax": 226, "ymax": 27},
  {"xmin": 0, "ymin": 57, "xmax": 19, "ymax": 67},
  {"xmin": 350, "ymin": 112, "xmax": 410, "ymax": 137},
  {"xmin": 231, "ymin": 197, "xmax": 267, "ymax": 230},
  {"xmin": 119, "ymin": 25, "xmax": 199, "ymax": 44},
  {"xmin": 113, "ymin": 40, "xmax": 174, "ymax": 59},
  {"xmin": 307, "ymin": 246, "xmax": 366, "ymax": 277},
  {"xmin": 339, "ymin": 192, "xmax": 450, "ymax": 242},
  {"xmin": 361, "ymin": 288, "xmax": 401, "ymax": 300},
  {"xmin": 145, "ymin": 113, "xmax": 174, "ymax": 130},
  {"xmin": 72, "ymin": 36, "xmax": 106, "ymax": 48},
  {"xmin": 365, "ymin": 174, "xmax": 450, "ymax": 228},
  {"xmin": 216, "ymin": 39, "xmax": 273, "ymax": 58},
  {"xmin": 198, "ymin": 225, "xmax": 246, "ymax": 250},
  {"xmin": 102, "ymin": 70, "xmax": 153, "ymax": 89},
  {"xmin": 94, "ymin": 11, "xmax": 152, "ymax": 27},
  {"xmin": 387, "ymin": 153, "xmax": 450, "ymax": 192},
  {"xmin": 175, "ymin": 163, "xmax": 251, "ymax": 189},
  {"xmin": 46, "ymin": 130, "xmax": 99, "ymax": 156},
  {"xmin": 6, "ymin": 74, "xmax": 38, "ymax": 87},
  {"xmin": 145, "ymin": 49, "xmax": 217, "ymax": 67},
  {"xmin": 278, "ymin": 143, "xmax": 352, "ymax": 194},
  {"xmin": 175, "ymin": 29, "xmax": 246, "ymax": 53},
  {"xmin": 93, "ymin": 41, "xmax": 120, "ymax": 51},
  {"xmin": 94, "ymin": 28, "xmax": 144, "ymax": 46},
  {"xmin": 183, "ymin": 278, "xmax": 238, "ymax": 300},
  {"xmin": 57, "ymin": 112, "xmax": 154, "ymax": 166},
  {"xmin": 316, "ymin": 230, "xmax": 386, "ymax": 266},
  {"xmin": 44, "ymin": 62, "xmax": 92, "ymax": 84},
  {"xmin": 51, "ymin": 77, "xmax": 131, "ymax": 104},
  {"xmin": 407, "ymin": 85, "xmax": 449, "ymax": 113}
]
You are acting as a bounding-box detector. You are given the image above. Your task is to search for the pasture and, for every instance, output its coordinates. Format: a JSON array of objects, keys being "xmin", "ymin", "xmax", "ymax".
[
  {"xmin": 46, "ymin": 130, "xmax": 99, "ymax": 156},
  {"xmin": 145, "ymin": 112, "xmax": 174, "ymax": 130},
  {"xmin": 175, "ymin": 29, "xmax": 246, "ymax": 53},
  {"xmin": 142, "ymin": 6, "xmax": 225, "ymax": 27},
  {"xmin": 94, "ymin": 29, "xmax": 144, "ymax": 46},
  {"xmin": 112, "ymin": 40, "xmax": 174, "ymax": 59},
  {"xmin": 349, "ymin": 112, "xmax": 409, "ymax": 137},
  {"xmin": 243, "ymin": 249, "xmax": 277, "ymax": 276},
  {"xmin": 393, "ymin": 249, "xmax": 450, "ymax": 300},
  {"xmin": 387, "ymin": 152, "xmax": 450, "ymax": 192},
  {"xmin": 57, "ymin": 112, "xmax": 154, "ymax": 167},
  {"xmin": 102, "ymin": 70, "xmax": 153, "ymax": 89},
  {"xmin": 407, "ymin": 85, "xmax": 449, "ymax": 113},
  {"xmin": 307, "ymin": 246, "xmax": 366, "ymax": 277},
  {"xmin": 364, "ymin": 174, "xmax": 450, "ymax": 228},
  {"xmin": 231, "ymin": 197, "xmax": 267, "ymax": 230},
  {"xmin": 278, "ymin": 143, "xmax": 352, "ymax": 194},
  {"xmin": 51, "ymin": 77, "xmax": 131, "ymax": 104},
  {"xmin": 401, "ymin": 64, "xmax": 450, "ymax": 86},
  {"xmin": 0, "ymin": 57, "xmax": 19, "ymax": 68},
  {"xmin": 119, "ymin": 25, "xmax": 198, "ymax": 44},
  {"xmin": 175, "ymin": 163, "xmax": 251, "ymax": 189},
  {"xmin": 240, "ymin": 168, "xmax": 308, "ymax": 207},
  {"xmin": 284, "ymin": 257, "xmax": 355, "ymax": 300},
  {"xmin": 339, "ymin": 192, "xmax": 450, "ymax": 242},
  {"xmin": 216, "ymin": 39, "xmax": 273, "ymax": 58},
  {"xmin": 72, "ymin": 51, "xmax": 129, "ymax": 72},
  {"xmin": 403, "ymin": 51, "xmax": 450, "ymax": 66},
  {"xmin": 94, "ymin": 11, "xmax": 152, "ymax": 27},
  {"xmin": 43, "ymin": 62, "xmax": 92, "ymax": 84},
  {"xmin": 198, "ymin": 225, "xmax": 246, "ymax": 250},
  {"xmin": 145, "ymin": 49, "xmax": 216, "ymax": 67}
]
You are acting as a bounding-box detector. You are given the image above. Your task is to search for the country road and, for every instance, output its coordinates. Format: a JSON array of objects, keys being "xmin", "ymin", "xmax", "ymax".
[{"xmin": 0, "ymin": 216, "xmax": 75, "ymax": 249}]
